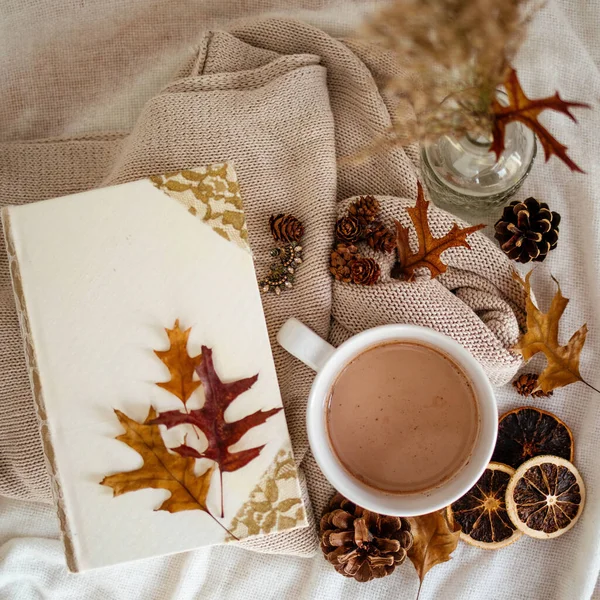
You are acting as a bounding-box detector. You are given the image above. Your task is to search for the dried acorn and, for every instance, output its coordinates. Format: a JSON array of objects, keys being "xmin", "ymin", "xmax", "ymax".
[
  {"xmin": 494, "ymin": 198, "xmax": 560, "ymax": 263},
  {"xmin": 320, "ymin": 492, "xmax": 413, "ymax": 582},
  {"xmin": 269, "ymin": 214, "xmax": 305, "ymax": 243}
]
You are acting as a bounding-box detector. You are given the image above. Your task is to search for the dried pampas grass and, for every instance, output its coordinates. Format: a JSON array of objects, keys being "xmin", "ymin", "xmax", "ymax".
[{"xmin": 362, "ymin": 0, "xmax": 542, "ymax": 149}]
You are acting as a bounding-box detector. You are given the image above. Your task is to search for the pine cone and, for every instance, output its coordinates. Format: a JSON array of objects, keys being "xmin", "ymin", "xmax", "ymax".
[
  {"xmin": 320, "ymin": 493, "xmax": 413, "ymax": 583},
  {"xmin": 330, "ymin": 243, "xmax": 358, "ymax": 283},
  {"xmin": 494, "ymin": 198, "xmax": 560, "ymax": 264},
  {"xmin": 269, "ymin": 214, "xmax": 305, "ymax": 243},
  {"xmin": 335, "ymin": 215, "xmax": 364, "ymax": 244},
  {"xmin": 365, "ymin": 222, "xmax": 395, "ymax": 253},
  {"xmin": 348, "ymin": 195, "xmax": 380, "ymax": 227},
  {"xmin": 351, "ymin": 257, "xmax": 380, "ymax": 285},
  {"xmin": 513, "ymin": 373, "xmax": 553, "ymax": 398}
]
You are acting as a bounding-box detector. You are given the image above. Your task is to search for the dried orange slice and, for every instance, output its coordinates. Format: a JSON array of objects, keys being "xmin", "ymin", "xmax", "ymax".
[
  {"xmin": 448, "ymin": 462, "xmax": 522, "ymax": 549},
  {"xmin": 492, "ymin": 407, "xmax": 573, "ymax": 469},
  {"xmin": 506, "ymin": 455, "xmax": 585, "ymax": 539}
]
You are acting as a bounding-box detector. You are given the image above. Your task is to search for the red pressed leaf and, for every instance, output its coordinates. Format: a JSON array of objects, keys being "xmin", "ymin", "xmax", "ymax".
[
  {"xmin": 170, "ymin": 443, "xmax": 203, "ymax": 459},
  {"xmin": 491, "ymin": 68, "xmax": 590, "ymax": 173},
  {"xmin": 152, "ymin": 346, "xmax": 282, "ymax": 516}
]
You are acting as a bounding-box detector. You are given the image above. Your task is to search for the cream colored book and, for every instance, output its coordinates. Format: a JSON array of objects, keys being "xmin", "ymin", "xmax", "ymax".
[{"xmin": 2, "ymin": 164, "xmax": 306, "ymax": 572}]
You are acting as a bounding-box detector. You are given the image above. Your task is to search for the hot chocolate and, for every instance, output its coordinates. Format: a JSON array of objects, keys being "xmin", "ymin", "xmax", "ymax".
[{"xmin": 326, "ymin": 341, "xmax": 479, "ymax": 494}]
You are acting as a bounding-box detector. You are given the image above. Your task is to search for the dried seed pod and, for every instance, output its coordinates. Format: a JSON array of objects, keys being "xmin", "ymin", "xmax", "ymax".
[
  {"xmin": 269, "ymin": 214, "xmax": 305, "ymax": 243},
  {"xmin": 365, "ymin": 222, "xmax": 395, "ymax": 253},
  {"xmin": 512, "ymin": 373, "xmax": 553, "ymax": 398},
  {"xmin": 494, "ymin": 198, "xmax": 560, "ymax": 264},
  {"xmin": 320, "ymin": 492, "xmax": 413, "ymax": 582},
  {"xmin": 350, "ymin": 257, "xmax": 380, "ymax": 286},
  {"xmin": 335, "ymin": 215, "xmax": 364, "ymax": 244},
  {"xmin": 330, "ymin": 243, "xmax": 359, "ymax": 283},
  {"xmin": 348, "ymin": 195, "xmax": 380, "ymax": 227}
]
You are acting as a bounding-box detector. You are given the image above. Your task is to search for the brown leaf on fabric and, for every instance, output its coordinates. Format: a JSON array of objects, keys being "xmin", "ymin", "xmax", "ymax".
[
  {"xmin": 391, "ymin": 183, "xmax": 485, "ymax": 281},
  {"xmin": 407, "ymin": 510, "xmax": 461, "ymax": 594},
  {"xmin": 151, "ymin": 346, "xmax": 282, "ymax": 516},
  {"xmin": 155, "ymin": 320, "xmax": 202, "ymax": 405},
  {"xmin": 101, "ymin": 407, "xmax": 213, "ymax": 513},
  {"xmin": 491, "ymin": 68, "xmax": 590, "ymax": 172},
  {"xmin": 513, "ymin": 271, "xmax": 597, "ymax": 394}
]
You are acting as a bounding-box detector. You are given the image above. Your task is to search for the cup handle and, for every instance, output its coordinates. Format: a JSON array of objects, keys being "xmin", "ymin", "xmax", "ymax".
[{"xmin": 277, "ymin": 318, "xmax": 335, "ymax": 372}]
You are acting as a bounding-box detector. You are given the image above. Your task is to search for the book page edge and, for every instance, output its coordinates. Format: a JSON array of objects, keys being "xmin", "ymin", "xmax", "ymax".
[{"xmin": 1, "ymin": 207, "xmax": 80, "ymax": 573}]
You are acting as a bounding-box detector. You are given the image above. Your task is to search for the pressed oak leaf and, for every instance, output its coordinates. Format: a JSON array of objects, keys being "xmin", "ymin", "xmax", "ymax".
[
  {"xmin": 155, "ymin": 320, "xmax": 202, "ymax": 405},
  {"xmin": 513, "ymin": 271, "xmax": 595, "ymax": 394},
  {"xmin": 391, "ymin": 182, "xmax": 485, "ymax": 281},
  {"xmin": 151, "ymin": 346, "xmax": 282, "ymax": 516},
  {"xmin": 491, "ymin": 68, "xmax": 590, "ymax": 173},
  {"xmin": 100, "ymin": 407, "xmax": 213, "ymax": 514},
  {"xmin": 407, "ymin": 510, "xmax": 461, "ymax": 598}
]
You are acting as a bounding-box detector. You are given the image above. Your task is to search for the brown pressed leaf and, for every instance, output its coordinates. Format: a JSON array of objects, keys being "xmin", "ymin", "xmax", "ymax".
[
  {"xmin": 513, "ymin": 271, "xmax": 594, "ymax": 394},
  {"xmin": 407, "ymin": 510, "xmax": 461, "ymax": 594},
  {"xmin": 100, "ymin": 407, "xmax": 213, "ymax": 514},
  {"xmin": 155, "ymin": 320, "xmax": 202, "ymax": 405},
  {"xmin": 391, "ymin": 183, "xmax": 485, "ymax": 281},
  {"xmin": 491, "ymin": 68, "xmax": 590, "ymax": 173},
  {"xmin": 151, "ymin": 346, "xmax": 282, "ymax": 516}
]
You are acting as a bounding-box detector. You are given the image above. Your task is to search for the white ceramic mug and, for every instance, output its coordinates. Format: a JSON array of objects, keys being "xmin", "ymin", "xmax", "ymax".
[{"xmin": 277, "ymin": 318, "xmax": 497, "ymax": 516}]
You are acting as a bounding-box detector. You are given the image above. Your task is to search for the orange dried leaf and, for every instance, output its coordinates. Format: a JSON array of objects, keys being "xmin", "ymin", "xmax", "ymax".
[
  {"xmin": 513, "ymin": 271, "xmax": 588, "ymax": 394},
  {"xmin": 155, "ymin": 319, "xmax": 202, "ymax": 405},
  {"xmin": 391, "ymin": 183, "xmax": 485, "ymax": 281},
  {"xmin": 100, "ymin": 407, "xmax": 213, "ymax": 514},
  {"xmin": 491, "ymin": 68, "xmax": 590, "ymax": 173}
]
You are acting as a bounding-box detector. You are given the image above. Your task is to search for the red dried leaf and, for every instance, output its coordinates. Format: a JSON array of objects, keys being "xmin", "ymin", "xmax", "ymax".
[
  {"xmin": 491, "ymin": 68, "xmax": 590, "ymax": 173},
  {"xmin": 151, "ymin": 346, "xmax": 282, "ymax": 516}
]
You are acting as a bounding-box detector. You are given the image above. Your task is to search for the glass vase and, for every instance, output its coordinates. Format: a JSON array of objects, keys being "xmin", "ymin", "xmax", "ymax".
[{"xmin": 420, "ymin": 121, "xmax": 536, "ymax": 216}]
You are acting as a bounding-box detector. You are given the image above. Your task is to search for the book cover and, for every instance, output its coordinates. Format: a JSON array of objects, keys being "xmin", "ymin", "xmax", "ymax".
[{"xmin": 2, "ymin": 163, "xmax": 307, "ymax": 572}]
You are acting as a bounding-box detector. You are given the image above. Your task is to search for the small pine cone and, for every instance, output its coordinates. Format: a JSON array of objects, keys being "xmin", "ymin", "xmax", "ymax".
[
  {"xmin": 494, "ymin": 197, "xmax": 560, "ymax": 264},
  {"xmin": 335, "ymin": 215, "xmax": 364, "ymax": 244},
  {"xmin": 269, "ymin": 214, "xmax": 305, "ymax": 243},
  {"xmin": 513, "ymin": 373, "xmax": 553, "ymax": 398},
  {"xmin": 351, "ymin": 257, "xmax": 380, "ymax": 286},
  {"xmin": 330, "ymin": 243, "xmax": 358, "ymax": 283},
  {"xmin": 320, "ymin": 492, "xmax": 413, "ymax": 583},
  {"xmin": 365, "ymin": 222, "xmax": 395, "ymax": 253},
  {"xmin": 348, "ymin": 195, "xmax": 380, "ymax": 227}
]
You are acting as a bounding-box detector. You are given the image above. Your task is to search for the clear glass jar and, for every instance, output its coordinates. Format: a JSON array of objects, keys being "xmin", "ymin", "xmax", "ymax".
[{"xmin": 420, "ymin": 121, "xmax": 536, "ymax": 215}]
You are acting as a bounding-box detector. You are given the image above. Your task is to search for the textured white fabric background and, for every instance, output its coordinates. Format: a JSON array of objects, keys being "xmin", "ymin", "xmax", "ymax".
[{"xmin": 0, "ymin": 1, "xmax": 599, "ymax": 599}]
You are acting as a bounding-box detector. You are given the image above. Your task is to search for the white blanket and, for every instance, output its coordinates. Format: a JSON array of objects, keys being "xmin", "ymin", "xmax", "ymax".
[{"xmin": 1, "ymin": 1, "xmax": 599, "ymax": 598}]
